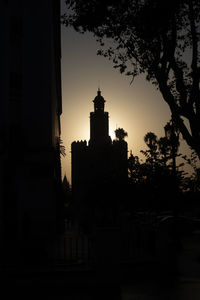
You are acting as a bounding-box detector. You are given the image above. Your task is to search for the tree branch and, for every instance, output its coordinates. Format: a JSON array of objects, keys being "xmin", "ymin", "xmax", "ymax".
[
  {"xmin": 157, "ymin": 70, "xmax": 200, "ymax": 157},
  {"xmin": 170, "ymin": 58, "xmax": 188, "ymax": 110}
]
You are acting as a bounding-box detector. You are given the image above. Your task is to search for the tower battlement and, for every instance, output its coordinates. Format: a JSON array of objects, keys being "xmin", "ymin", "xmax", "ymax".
[{"xmin": 71, "ymin": 140, "xmax": 87, "ymax": 150}]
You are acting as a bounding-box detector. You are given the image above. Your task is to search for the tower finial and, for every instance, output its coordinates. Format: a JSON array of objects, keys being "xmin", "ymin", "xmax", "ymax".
[
  {"xmin": 98, "ymin": 80, "xmax": 101, "ymax": 94},
  {"xmin": 97, "ymin": 86, "xmax": 101, "ymax": 96}
]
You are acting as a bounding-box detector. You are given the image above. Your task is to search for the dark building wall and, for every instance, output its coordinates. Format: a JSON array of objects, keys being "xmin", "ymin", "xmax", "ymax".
[
  {"xmin": 112, "ymin": 140, "xmax": 128, "ymax": 183},
  {"xmin": 71, "ymin": 140, "xmax": 89, "ymax": 196},
  {"xmin": 71, "ymin": 139, "xmax": 128, "ymax": 227},
  {"xmin": 0, "ymin": 0, "xmax": 62, "ymax": 262}
]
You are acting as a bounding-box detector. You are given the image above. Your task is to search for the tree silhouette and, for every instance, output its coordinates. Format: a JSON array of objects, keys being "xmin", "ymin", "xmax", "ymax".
[
  {"xmin": 115, "ymin": 127, "xmax": 128, "ymax": 141},
  {"xmin": 143, "ymin": 132, "xmax": 158, "ymax": 164},
  {"xmin": 144, "ymin": 132, "xmax": 157, "ymax": 151},
  {"xmin": 158, "ymin": 137, "xmax": 171, "ymax": 165},
  {"xmin": 128, "ymin": 128, "xmax": 185, "ymax": 211},
  {"xmin": 62, "ymin": 0, "xmax": 200, "ymax": 158},
  {"xmin": 182, "ymin": 150, "xmax": 200, "ymax": 193},
  {"xmin": 142, "ymin": 126, "xmax": 181, "ymax": 171}
]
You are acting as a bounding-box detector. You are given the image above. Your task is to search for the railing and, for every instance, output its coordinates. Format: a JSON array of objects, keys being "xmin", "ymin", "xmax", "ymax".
[
  {"xmin": 56, "ymin": 219, "xmax": 94, "ymax": 265},
  {"xmin": 56, "ymin": 218, "xmax": 158, "ymax": 266},
  {"xmin": 120, "ymin": 223, "xmax": 157, "ymax": 263}
]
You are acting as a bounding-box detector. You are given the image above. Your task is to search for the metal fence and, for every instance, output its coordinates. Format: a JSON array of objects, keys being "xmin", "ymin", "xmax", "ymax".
[
  {"xmin": 56, "ymin": 218, "xmax": 157, "ymax": 265},
  {"xmin": 56, "ymin": 219, "xmax": 94, "ymax": 264}
]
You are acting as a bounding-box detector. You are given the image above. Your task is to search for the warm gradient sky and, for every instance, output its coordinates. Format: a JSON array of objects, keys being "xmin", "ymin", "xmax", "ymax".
[{"xmin": 60, "ymin": 1, "xmax": 191, "ymax": 183}]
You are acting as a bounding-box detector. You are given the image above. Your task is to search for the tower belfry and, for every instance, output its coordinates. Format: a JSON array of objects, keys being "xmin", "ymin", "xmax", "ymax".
[
  {"xmin": 93, "ymin": 88, "xmax": 105, "ymax": 112},
  {"xmin": 89, "ymin": 89, "xmax": 111, "ymax": 146}
]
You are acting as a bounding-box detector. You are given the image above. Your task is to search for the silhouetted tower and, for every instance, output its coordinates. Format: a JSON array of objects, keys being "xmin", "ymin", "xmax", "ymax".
[
  {"xmin": 89, "ymin": 89, "xmax": 111, "ymax": 147},
  {"xmin": 71, "ymin": 89, "xmax": 128, "ymax": 207}
]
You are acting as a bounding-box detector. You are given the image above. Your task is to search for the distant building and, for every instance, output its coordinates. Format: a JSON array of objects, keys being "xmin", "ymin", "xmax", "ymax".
[
  {"xmin": 71, "ymin": 90, "xmax": 128, "ymax": 225},
  {"xmin": 0, "ymin": 0, "xmax": 62, "ymax": 263}
]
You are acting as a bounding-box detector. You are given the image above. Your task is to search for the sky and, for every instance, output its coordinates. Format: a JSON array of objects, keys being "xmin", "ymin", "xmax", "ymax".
[{"xmin": 60, "ymin": 1, "xmax": 192, "ymax": 183}]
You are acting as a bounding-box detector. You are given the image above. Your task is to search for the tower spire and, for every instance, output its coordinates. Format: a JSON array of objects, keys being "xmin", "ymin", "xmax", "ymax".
[{"xmin": 97, "ymin": 86, "xmax": 101, "ymax": 97}]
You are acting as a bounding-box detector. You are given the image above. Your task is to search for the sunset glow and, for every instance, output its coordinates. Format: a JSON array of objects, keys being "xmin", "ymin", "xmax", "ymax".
[{"xmin": 60, "ymin": 8, "xmax": 192, "ymax": 183}]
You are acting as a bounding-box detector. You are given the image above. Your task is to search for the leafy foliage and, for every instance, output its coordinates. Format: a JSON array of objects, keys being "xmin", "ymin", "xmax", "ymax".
[
  {"xmin": 182, "ymin": 150, "xmax": 200, "ymax": 193},
  {"xmin": 58, "ymin": 137, "xmax": 66, "ymax": 157},
  {"xmin": 115, "ymin": 127, "xmax": 128, "ymax": 141},
  {"xmin": 127, "ymin": 128, "xmax": 184, "ymax": 211}
]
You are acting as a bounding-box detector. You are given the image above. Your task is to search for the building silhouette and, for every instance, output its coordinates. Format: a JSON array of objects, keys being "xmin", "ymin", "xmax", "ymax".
[
  {"xmin": 71, "ymin": 90, "xmax": 128, "ymax": 226},
  {"xmin": 0, "ymin": 0, "xmax": 62, "ymax": 264}
]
